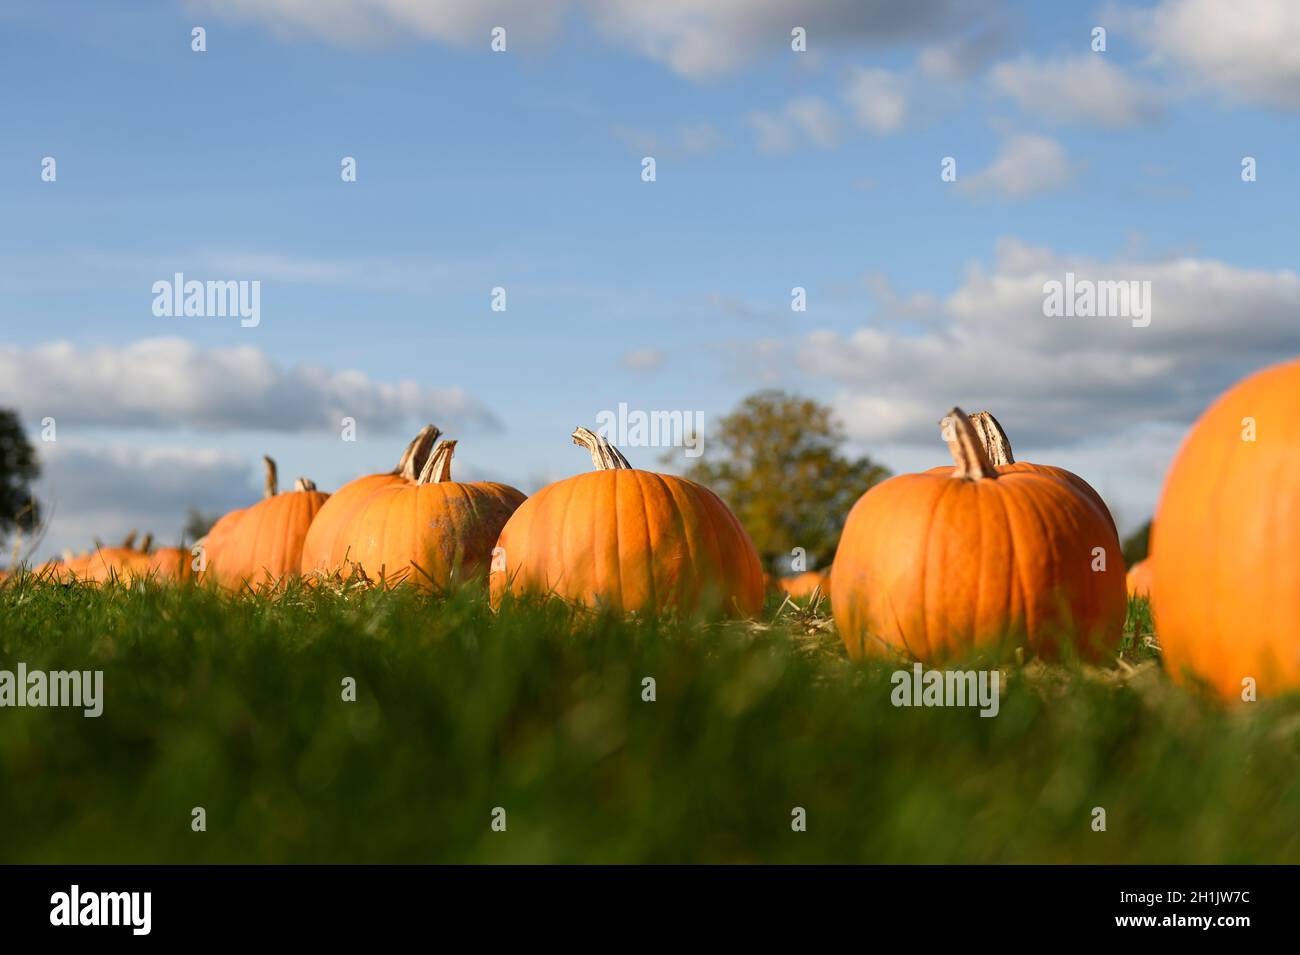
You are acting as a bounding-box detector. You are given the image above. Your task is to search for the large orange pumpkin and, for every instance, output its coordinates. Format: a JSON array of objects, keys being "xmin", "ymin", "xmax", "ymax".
[
  {"xmin": 198, "ymin": 455, "xmax": 279, "ymax": 577},
  {"xmin": 300, "ymin": 424, "xmax": 441, "ymax": 577},
  {"xmin": 833, "ymin": 408, "xmax": 1126, "ymax": 663},
  {"xmin": 928, "ymin": 411, "xmax": 1117, "ymax": 535},
  {"xmin": 490, "ymin": 427, "xmax": 765, "ymax": 617},
  {"xmin": 205, "ymin": 459, "xmax": 329, "ymax": 590},
  {"xmin": 323, "ymin": 438, "xmax": 525, "ymax": 591},
  {"xmin": 1151, "ymin": 358, "xmax": 1300, "ymax": 699}
]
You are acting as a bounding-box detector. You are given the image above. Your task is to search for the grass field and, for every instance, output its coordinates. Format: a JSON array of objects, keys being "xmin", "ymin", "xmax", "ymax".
[{"xmin": 1, "ymin": 577, "xmax": 1298, "ymax": 864}]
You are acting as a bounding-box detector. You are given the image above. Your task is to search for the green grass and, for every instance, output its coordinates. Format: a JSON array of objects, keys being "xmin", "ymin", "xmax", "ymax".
[{"xmin": 0, "ymin": 578, "xmax": 1298, "ymax": 863}]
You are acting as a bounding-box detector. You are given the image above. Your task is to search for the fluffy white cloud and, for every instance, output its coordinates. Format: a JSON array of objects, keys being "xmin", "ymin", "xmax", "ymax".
[
  {"xmin": 747, "ymin": 96, "xmax": 840, "ymax": 152},
  {"xmin": 990, "ymin": 55, "xmax": 1164, "ymax": 126},
  {"xmin": 0, "ymin": 338, "xmax": 499, "ymax": 434},
  {"xmin": 957, "ymin": 133, "xmax": 1080, "ymax": 198},
  {"xmin": 843, "ymin": 67, "xmax": 908, "ymax": 133},
  {"xmin": 192, "ymin": 0, "xmax": 973, "ymax": 76},
  {"xmin": 790, "ymin": 238, "xmax": 1300, "ymax": 447},
  {"xmin": 1143, "ymin": 0, "xmax": 1300, "ymax": 108},
  {"xmin": 918, "ymin": 25, "xmax": 1008, "ymax": 79},
  {"xmin": 743, "ymin": 239, "xmax": 1300, "ymax": 528},
  {"xmin": 188, "ymin": 0, "xmax": 570, "ymax": 47}
]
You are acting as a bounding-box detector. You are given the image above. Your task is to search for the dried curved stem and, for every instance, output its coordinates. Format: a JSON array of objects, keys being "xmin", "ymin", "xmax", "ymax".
[
  {"xmin": 122, "ymin": 530, "xmax": 138, "ymax": 548},
  {"xmin": 417, "ymin": 439, "xmax": 457, "ymax": 484},
  {"xmin": 139, "ymin": 532, "xmax": 153, "ymax": 553},
  {"xmin": 968, "ymin": 411, "xmax": 1015, "ymax": 466},
  {"xmin": 943, "ymin": 407, "xmax": 998, "ymax": 481},
  {"xmin": 398, "ymin": 424, "xmax": 442, "ymax": 481},
  {"xmin": 294, "ymin": 477, "xmax": 318, "ymax": 492},
  {"xmin": 572, "ymin": 427, "xmax": 633, "ymax": 471},
  {"xmin": 263, "ymin": 456, "xmax": 279, "ymax": 498}
]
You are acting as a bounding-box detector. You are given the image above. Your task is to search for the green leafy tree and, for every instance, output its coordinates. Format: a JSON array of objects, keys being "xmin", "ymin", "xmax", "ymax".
[
  {"xmin": 0, "ymin": 410, "xmax": 41, "ymax": 549},
  {"xmin": 182, "ymin": 508, "xmax": 220, "ymax": 545},
  {"xmin": 1122, "ymin": 519, "xmax": 1152, "ymax": 567},
  {"xmin": 668, "ymin": 391, "xmax": 890, "ymax": 574}
]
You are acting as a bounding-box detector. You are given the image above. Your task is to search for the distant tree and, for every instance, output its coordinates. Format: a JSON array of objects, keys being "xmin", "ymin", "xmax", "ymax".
[
  {"xmin": 0, "ymin": 410, "xmax": 41, "ymax": 549},
  {"xmin": 182, "ymin": 508, "xmax": 220, "ymax": 545},
  {"xmin": 667, "ymin": 390, "xmax": 890, "ymax": 574},
  {"xmin": 1122, "ymin": 519, "xmax": 1151, "ymax": 567}
]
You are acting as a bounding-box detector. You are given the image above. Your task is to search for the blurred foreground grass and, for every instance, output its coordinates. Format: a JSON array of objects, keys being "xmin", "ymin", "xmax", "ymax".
[{"xmin": 0, "ymin": 578, "xmax": 1297, "ymax": 863}]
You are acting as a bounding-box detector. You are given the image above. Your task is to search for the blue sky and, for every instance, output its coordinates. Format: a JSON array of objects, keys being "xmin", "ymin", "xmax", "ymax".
[{"xmin": 2, "ymin": 0, "xmax": 1299, "ymax": 558}]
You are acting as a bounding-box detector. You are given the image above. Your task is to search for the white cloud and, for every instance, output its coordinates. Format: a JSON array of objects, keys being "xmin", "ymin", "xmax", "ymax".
[
  {"xmin": 192, "ymin": 0, "xmax": 973, "ymax": 77},
  {"xmin": 843, "ymin": 67, "xmax": 908, "ymax": 133},
  {"xmin": 957, "ymin": 133, "xmax": 1080, "ymax": 199},
  {"xmin": 747, "ymin": 96, "xmax": 840, "ymax": 152},
  {"xmin": 0, "ymin": 338, "xmax": 499, "ymax": 434},
  {"xmin": 918, "ymin": 25, "xmax": 1008, "ymax": 79},
  {"xmin": 1142, "ymin": 0, "xmax": 1300, "ymax": 109},
  {"xmin": 990, "ymin": 55, "xmax": 1164, "ymax": 126},
  {"xmin": 187, "ymin": 0, "xmax": 570, "ymax": 48},
  {"xmin": 751, "ymin": 238, "xmax": 1300, "ymax": 527},
  {"xmin": 788, "ymin": 238, "xmax": 1300, "ymax": 448},
  {"xmin": 592, "ymin": 0, "xmax": 978, "ymax": 77}
]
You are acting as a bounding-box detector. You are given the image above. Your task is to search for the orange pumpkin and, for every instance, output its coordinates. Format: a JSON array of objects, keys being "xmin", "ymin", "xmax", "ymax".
[
  {"xmin": 198, "ymin": 455, "xmax": 279, "ymax": 578},
  {"xmin": 43, "ymin": 532, "xmax": 192, "ymax": 584},
  {"xmin": 205, "ymin": 459, "xmax": 329, "ymax": 590},
  {"xmin": 490, "ymin": 427, "xmax": 765, "ymax": 617},
  {"xmin": 300, "ymin": 425, "xmax": 442, "ymax": 577},
  {"xmin": 778, "ymin": 569, "xmax": 831, "ymax": 600},
  {"xmin": 324, "ymin": 438, "xmax": 525, "ymax": 591},
  {"xmin": 928, "ymin": 411, "xmax": 1118, "ymax": 535},
  {"xmin": 1151, "ymin": 357, "xmax": 1300, "ymax": 699},
  {"xmin": 833, "ymin": 408, "xmax": 1126, "ymax": 663},
  {"xmin": 1126, "ymin": 559, "xmax": 1152, "ymax": 599}
]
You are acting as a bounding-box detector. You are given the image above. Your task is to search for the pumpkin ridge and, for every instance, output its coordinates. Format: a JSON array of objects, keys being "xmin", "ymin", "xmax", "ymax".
[
  {"xmin": 886, "ymin": 479, "xmax": 931, "ymax": 660},
  {"xmin": 553, "ymin": 469, "xmax": 585, "ymax": 601},
  {"xmin": 688, "ymin": 475, "xmax": 733, "ymax": 611},
  {"xmin": 1208, "ymin": 422, "xmax": 1246, "ymax": 673},
  {"xmin": 700, "ymin": 479, "xmax": 762, "ymax": 603},
  {"xmin": 677, "ymin": 474, "xmax": 724, "ymax": 612},
  {"xmin": 631, "ymin": 471, "xmax": 660, "ymax": 613},
  {"xmin": 449, "ymin": 481, "xmax": 477, "ymax": 582},
  {"xmin": 994, "ymin": 476, "xmax": 1032, "ymax": 650},
  {"xmin": 645, "ymin": 470, "xmax": 691, "ymax": 612},
  {"xmin": 509, "ymin": 483, "xmax": 549, "ymax": 600},
  {"xmin": 1001, "ymin": 474, "xmax": 1058, "ymax": 653},
  {"xmin": 918, "ymin": 476, "xmax": 960, "ymax": 661},
  {"xmin": 602, "ymin": 469, "xmax": 624, "ymax": 611}
]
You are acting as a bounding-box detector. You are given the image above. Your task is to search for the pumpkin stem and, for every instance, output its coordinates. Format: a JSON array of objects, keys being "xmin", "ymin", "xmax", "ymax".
[
  {"xmin": 398, "ymin": 424, "xmax": 442, "ymax": 481},
  {"xmin": 944, "ymin": 407, "xmax": 999, "ymax": 481},
  {"xmin": 572, "ymin": 427, "xmax": 633, "ymax": 471},
  {"xmin": 122, "ymin": 530, "xmax": 137, "ymax": 548},
  {"xmin": 969, "ymin": 411, "xmax": 1015, "ymax": 466},
  {"xmin": 294, "ymin": 477, "xmax": 318, "ymax": 492},
  {"xmin": 417, "ymin": 439, "xmax": 457, "ymax": 484},
  {"xmin": 139, "ymin": 532, "xmax": 153, "ymax": 553},
  {"xmin": 263, "ymin": 456, "xmax": 279, "ymax": 498}
]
